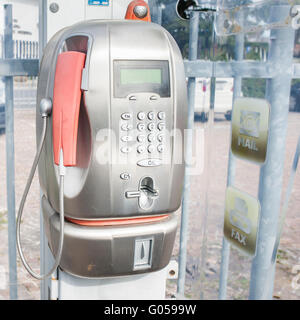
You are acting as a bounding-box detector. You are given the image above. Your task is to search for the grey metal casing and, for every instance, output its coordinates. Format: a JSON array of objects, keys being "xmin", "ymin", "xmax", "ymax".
[
  {"xmin": 42, "ymin": 196, "xmax": 177, "ymax": 278},
  {"xmin": 36, "ymin": 20, "xmax": 188, "ymax": 220}
]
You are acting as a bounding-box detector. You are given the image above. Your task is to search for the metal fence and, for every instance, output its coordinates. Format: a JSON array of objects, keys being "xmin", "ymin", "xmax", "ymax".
[
  {"xmin": 178, "ymin": 6, "xmax": 297, "ymax": 300},
  {"xmin": 0, "ymin": 35, "xmax": 38, "ymax": 109},
  {"xmin": 0, "ymin": 36, "xmax": 39, "ymax": 59}
]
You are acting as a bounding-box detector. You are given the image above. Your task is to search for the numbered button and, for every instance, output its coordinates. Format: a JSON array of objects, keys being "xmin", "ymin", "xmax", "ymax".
[
  {"xmin": 137, "ymin": 145, "xmax": 145, "ymax": 154},
  {"xmin": 148, "ymin": 123, "xmax": 156, "ymax": 131},
  {"xmin": 157, "ymin": 134, "xmax": 164, "ymax": 142},
  {"xmin": 137, "ymin": 123, "xmax": 146, "ymax": 131},
  {"xmin": 158, "ymin": 112, "xmax": 165, "ymax": 120},
  {"xmin": 148, "ymin": 111, "xmax": 155, "ymax": 120},
  {"xmin": 137, "ymin": 112, "xmax": 146, "ymax": 120},
  {"xmin": 121, "ymin": 113, "xmax": 132, "ymax": 120},
  {"xmin": 157, "ymin": 144, "xmax": 164, "ymax": 153},
  {"xmin": 137, "ymin": 134, "xmax": 146, "ymax": 143},
  {"xmin": 121, "ymin": 147, "xmax": 132, "ymax": 153},
  {"xmin": 148, "ymin": 133, "xmax": 155, "ymax": 142},
  {"xmin": 158, "ymin": 122, "xmax": 165, "ymax": 131},
  {"xmin": 148, "ymin": 144, "xmax": 155, "ymax": 153},
  {"xmin": 121, "ymin": 135, "xmax": 133, "ymax": 142},
  {"xmin": 121, "ymin": 124, "xmax": 133, "ymax": 131}
]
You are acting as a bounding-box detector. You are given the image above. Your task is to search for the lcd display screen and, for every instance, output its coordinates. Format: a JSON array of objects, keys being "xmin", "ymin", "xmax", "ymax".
[
  {"xmin": 120, "ymin": 69, "xmax": 162, "ymax": 85},
  {"xmin": 114, "ymin": 60, "xmax": 170, "ymax": 98}
]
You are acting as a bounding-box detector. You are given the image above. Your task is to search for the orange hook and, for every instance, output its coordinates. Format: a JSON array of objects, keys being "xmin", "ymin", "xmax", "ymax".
[{"xmin": 125, "ymin": 0, "xmax": 151, "ymax": 22}]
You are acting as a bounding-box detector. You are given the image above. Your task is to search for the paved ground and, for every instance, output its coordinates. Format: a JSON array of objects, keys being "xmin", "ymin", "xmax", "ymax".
[{"xmin": 0, "ymin": 108, "xmax": 299, "ymax": 300}]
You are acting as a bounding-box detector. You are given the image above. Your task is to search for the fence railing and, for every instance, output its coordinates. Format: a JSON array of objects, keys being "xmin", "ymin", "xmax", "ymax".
[
  {"xmin": 14, "ymin": 40, "xmax": 39, "ymax": 59},
  {"xmin": 0, "ymin": 35, "xmax": 39, "ymax": 59},
  {"xmin": 0, "ymin": 36, "xmax": 38, "ymax": 108}
]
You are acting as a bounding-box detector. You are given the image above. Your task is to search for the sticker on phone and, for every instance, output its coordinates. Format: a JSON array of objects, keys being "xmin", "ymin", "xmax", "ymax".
[{"xmin": 88, "ymin": 0, "xmax": 109, "ymax": 6}]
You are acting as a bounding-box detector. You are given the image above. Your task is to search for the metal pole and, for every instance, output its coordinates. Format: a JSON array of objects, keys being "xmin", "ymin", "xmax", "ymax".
[
  {"xmin": 177, "ymin": 10, "xmax": 200, "ymax": 297},
  {"xmin": 4, "ymin": 4, "xmax": 18, "ymax": 300},
  {"xmin": 249, "ymin": 5, "xmax": 295, "ymax": 300},
  {"xmin": 218, "ymin": 30, "xmax": 244, "ymax": 300},
  {"xmin": 157, "ymin": 4, "xmax": 163, "ymax": 25},
  {"xmin": 39, "ymin": 0, "xmax": 48, "ymax": 300}
]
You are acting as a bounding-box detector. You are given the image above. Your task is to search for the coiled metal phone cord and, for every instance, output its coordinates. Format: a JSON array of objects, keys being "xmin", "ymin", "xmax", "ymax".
[{"xmin": 16, "ymin": 101, "xmax": 65, "ymax": 280}]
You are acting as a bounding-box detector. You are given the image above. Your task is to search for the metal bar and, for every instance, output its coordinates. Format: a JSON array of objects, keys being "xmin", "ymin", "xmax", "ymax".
[
  {"xmin": 177, "ymin": 10, "xmax": 200, "ymax": 298},
  {"xmin": 39, "ymin": 0, "xmax": 48, "ymax": 300},
  {"xmin": 184, "ymin": 60, "xmax": 295, "ymax": 79},
  {"xmin": 4, "ymin": 4, "xmax": 18, "ymax": 300},
  {"xmin": 0, "ymin": 59, "xmax": 39, "ymax": 76},
  {"xmin": 198, "ymin": 15, "xmax": 217, "ymax": 299},
  {"xmin": 218, "ymin": 27, "xmax": 245, "ymax": 300},
  {"xmin": 249, "ymin": 5, "xmax": 295, "ymax": 300},
  {"xmin": 22, "ymin": 41, "xmax": 25, "ymax": 59},
  {"xmin": 157, "ymin": 4, "xmax": 163, "ymax": 25}
]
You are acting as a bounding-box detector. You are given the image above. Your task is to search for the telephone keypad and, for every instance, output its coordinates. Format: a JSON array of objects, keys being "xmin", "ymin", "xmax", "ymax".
[{"xmin": 119, "ymin": 110, "xmax": 166, "ymax": 157}]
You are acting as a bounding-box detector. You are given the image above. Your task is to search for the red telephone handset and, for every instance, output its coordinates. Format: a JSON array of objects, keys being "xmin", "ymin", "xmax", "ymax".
[{"xmin": 52, "ymin": 51, "xmax": 86, "ymax": 166}]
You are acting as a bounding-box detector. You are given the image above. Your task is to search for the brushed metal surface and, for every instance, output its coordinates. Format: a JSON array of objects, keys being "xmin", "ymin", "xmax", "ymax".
[{"xmin": 37, "ymin": 20, "xmax": 188, "ymax": 220}]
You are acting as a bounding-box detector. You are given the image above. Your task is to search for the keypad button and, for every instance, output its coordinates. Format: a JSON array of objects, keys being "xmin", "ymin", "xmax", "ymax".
[
  {"xmin": 157, "ymin": 112, "xmax": 165, "ymax": 120},
  {"xmin": 157, "ymin": 134, "xmax": 164, "ymax": 142},
  {"xmin": 148, "ymin": 144, "xmax": 155, "ymax": 153},
  {"xmin": 148, "ymin": 111, "xmax": 155, "ymax": 120},
  {"xmin": 137, "ymin": 158, "xmax": 161, "ymax": 167},
  {"xmin": 158, "ymin": 122, "xmax": 165, "ymax": 131},
  {"xmin": 137, "ymin": 145, "xmax": 145, "ymax": 154},
  {"xmin": 121, "ymin": 135, "xmax": 133, "ymax": 142},
  {"xmin": 157, "ymin": 144, "xmax": 164, "ymax": 153},
  {"xmin": 148, "ymin": 133, "xmax": 155, "ymax": 142},
  {"xmin": 137, "ymin": 112, "xmax": 146, "ymax": 120},
  {"xmin": 137, "ymin": 123, "xmax": 146, "ymax": 131},
  {"xmin": 148, "ymin": 123, "xmax": 156, "ymax": 131},
  {"xmin": 121, "ymin": 147, "xmax": 132, "ymax": 153},
  {"xmin": 121, "ymin": 112, "xmax": 132, "ymax": 120},
  {"xmin": 121, "ymin": 124, "xmax": 133, "ymax": 131},
  {"xmin": 120, "ymin": 172, "xmax": 131, "ymax": 180},
  {"xmin": 137, "ymin": 135, "xmax": 146, "ymax": 143}
]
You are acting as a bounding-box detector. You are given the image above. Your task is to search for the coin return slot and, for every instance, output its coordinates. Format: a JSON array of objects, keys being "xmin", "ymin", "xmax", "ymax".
[
  {"xmin": 139, "ymin": 177, "xmax": 158, "ymax": 210},
  {"xmin": 126, "ymin": 177, "xmax": 158, "ymax": 210}
]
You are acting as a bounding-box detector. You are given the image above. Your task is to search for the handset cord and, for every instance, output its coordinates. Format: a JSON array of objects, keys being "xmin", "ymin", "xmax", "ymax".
[{"xmin": 16, "ymin": 111, "xmax": 65, "ymax": 280}]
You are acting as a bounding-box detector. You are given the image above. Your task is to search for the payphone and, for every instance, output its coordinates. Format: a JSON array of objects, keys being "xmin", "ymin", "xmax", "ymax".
[{"xmin": 16, "ymin": 15, "xmax": 188, "ymax": 280}]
